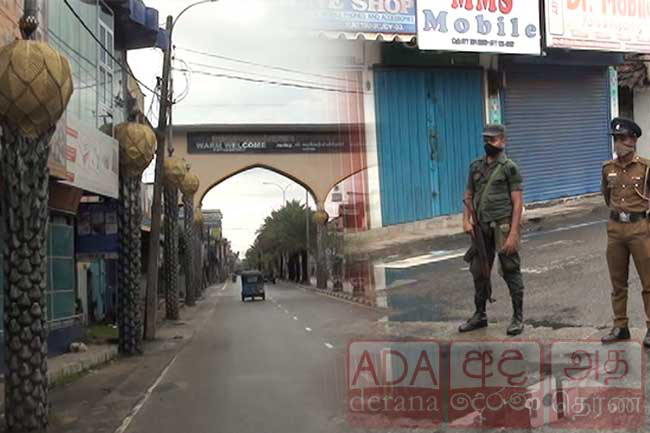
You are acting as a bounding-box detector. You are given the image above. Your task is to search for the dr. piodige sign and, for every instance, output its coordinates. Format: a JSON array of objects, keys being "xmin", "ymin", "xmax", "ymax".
[{"xmin": 417, "ymin": 0, "xmax": 541, "ymax": 54}]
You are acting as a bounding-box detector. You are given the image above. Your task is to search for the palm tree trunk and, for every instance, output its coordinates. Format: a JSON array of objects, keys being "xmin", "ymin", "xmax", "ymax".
[
  {"xmin": 301, "ymin": 250, "xmax": 309, "ymax": 284},
  {"xmin": 1, "ymin": 127, "xmax": 53, "ymax": 431},
  {"xmin": 118, "ymin": 176, "xmax": 144, "ymax": 355},
  {"xmin": 163, "ymin": 185, "xmax": 179, "ymax": 320},
  {"xmin": 182, "ymin": 195, "xmax": 195, "ymax": 306}
]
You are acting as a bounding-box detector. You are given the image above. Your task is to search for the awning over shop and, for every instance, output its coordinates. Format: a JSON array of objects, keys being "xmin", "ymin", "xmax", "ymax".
[
  {"xmin": 105, "ymin": 0, "xmax": 168, "ymax": 51},
  {"xmin": 317, "ymin": 31, "xmax": 415, "ymax": 43}
]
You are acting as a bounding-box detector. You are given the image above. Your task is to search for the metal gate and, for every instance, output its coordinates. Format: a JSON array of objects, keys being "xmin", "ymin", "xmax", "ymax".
[
  {"xmin": 504, "ymin": 65, "xmax": 611, "ymax": 203},
  {"xmin": 374, "ymin": 68, "xmax": 484, "ymax": 226}
]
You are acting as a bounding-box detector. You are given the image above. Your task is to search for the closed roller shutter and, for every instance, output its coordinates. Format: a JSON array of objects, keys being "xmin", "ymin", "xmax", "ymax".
[{"xmin": 504, "ymin": 65, "xmax": 611, "ymax": 203}]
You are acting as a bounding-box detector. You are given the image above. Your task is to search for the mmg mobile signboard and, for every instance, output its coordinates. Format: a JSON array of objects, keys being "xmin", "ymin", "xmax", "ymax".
[{"xmin": 187, "ymin": 125, "xmax": 354, "ymax": 154}]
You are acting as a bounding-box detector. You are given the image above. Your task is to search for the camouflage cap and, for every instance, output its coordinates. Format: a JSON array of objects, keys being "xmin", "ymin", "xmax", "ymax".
[{"xmin": 482, "ymin": 124, "xmax": 506, "ymax": 137}]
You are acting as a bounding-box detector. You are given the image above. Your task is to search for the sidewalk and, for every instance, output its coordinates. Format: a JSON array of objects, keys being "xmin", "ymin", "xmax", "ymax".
[
  {"xmin": 345, "ymin": 194, "xmax": 605, "ymax": 259},
  {"xmin": 0, "ymin": 284, "xmax": 222, "ymax": 432},
  {"xmin": 0, "ymin": 342, "xmax": 119, "ymax": 416}
]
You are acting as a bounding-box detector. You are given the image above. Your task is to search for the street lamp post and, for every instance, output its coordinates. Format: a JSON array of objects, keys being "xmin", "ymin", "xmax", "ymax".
[
  {"xmin": 145, "ymin": 0, "xmax": 218, "ymax": 340},
  {"xmin": 263, "ymin": 182, "xmax": 293, "ymax": 206}
]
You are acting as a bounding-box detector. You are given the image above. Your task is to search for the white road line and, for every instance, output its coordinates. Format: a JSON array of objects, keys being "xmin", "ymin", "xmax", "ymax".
[
  {"xmin": 372, "ymin": 219, "xmax": 606, "ymax": 271},
  {"xmin": 114, "ymin": 353, "xmax": 179, "ymax": 433},
  {"xmin": 523, "ymin": 219, "xmax": 606, "ymax": 239},
  {"xmin": 305, "ymin": 327, "xmax": 312, "ymax": 332},
  {"xmin": 376, "ymin": 249, "xmax": 466, "ymax": 269},
  {"xmin": 324, "ymin": 343, "xmax": 334, "ymax": 349},
  {"xmin": 293, "ymin": 316, "xmax": 298, "ymax": 320}
]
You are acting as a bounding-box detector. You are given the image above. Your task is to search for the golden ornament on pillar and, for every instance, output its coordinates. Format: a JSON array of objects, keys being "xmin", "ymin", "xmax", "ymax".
[
  {"xmin": 180, "ymin": 173, "xmax": 200, "ymax": 197},
  {"xmin": 0, "ymin": 40, "xmax": 73, "ymax": 137},
  {"xmin": 164, "ymin": 157, "xmax": 188, "ymax": 188},
  {"xmin": 313, "ymin": 210, "xmax": 329, "ymax": 226},
  {"xmin": 115, "ymin": 122, "xmax": 156, "ymax": 177}
]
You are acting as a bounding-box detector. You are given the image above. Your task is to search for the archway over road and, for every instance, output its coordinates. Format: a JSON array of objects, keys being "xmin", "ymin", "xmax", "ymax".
[{"xmin": 171, "ymin": 123, "xmax": 368, "ymax": 213}]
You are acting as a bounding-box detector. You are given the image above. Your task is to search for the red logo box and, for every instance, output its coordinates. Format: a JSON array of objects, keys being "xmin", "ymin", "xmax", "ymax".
[
  {"xmin": 347, "ymin": 340, "xmax": 442, "ymax": 428},
  {"xmin": 448, "ymin": 340, "xmax": 544, "ymax": 428},
  {"xmin": 548, "ymin": 340, "xmax": 645, "ymax": 429}
]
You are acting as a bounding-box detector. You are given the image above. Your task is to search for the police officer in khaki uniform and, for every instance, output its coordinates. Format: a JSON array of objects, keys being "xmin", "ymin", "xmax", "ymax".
[
  {"xmin": 602, "ymin": 117, "xmax": 650, "ymax": 347},
  {"xmin": 460, "ymin": 124, "xmax": 525, "ymax": 336}
]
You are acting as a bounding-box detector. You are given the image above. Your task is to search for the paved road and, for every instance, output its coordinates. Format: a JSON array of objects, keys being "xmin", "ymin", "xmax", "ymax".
[
  {"xmin": 126, "ymin": 281, "xmax": 382, "ymax": 433},
  {"xmin": 120, "ymin": 210, "xmax": 650, "ymax": 433},
  {"xmin": 378, "ymin": 208, "xmax": 650, "ymax": 331}
]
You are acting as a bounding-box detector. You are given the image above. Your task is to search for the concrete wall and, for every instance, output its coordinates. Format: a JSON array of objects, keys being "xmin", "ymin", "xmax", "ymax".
[
  {"xmin": 635, "ymin": 88, "xmax": 650, "ymax": 158},
  {"xmin": 362, "ymin": 41, "xmax": 383, "ymax": 230}
]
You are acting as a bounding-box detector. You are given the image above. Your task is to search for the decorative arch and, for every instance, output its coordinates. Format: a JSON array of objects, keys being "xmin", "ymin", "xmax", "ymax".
[{"xmin": 198, "ymin": 164, "xmax": 318, "ymax": 208}]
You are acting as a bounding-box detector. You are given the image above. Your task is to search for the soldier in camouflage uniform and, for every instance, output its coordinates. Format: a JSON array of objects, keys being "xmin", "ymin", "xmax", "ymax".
[
  {"xmin": 601, "ymin": 117, "xmax": 650, "ymax": 347},
  {"xmin": 460, "ymin": 124, "xmax": 526, "ymax": 336}
]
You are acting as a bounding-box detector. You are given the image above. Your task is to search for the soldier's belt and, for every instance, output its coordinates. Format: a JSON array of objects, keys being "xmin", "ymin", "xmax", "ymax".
[{"xmin": 610, "ymin": 210, "xmax": 648, "ymax": 223}]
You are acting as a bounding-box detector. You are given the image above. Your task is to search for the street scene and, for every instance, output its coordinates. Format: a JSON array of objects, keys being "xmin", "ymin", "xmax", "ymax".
[{"xmin": 0, "ymin": 0, "xmax": 650, "ymax": 432}]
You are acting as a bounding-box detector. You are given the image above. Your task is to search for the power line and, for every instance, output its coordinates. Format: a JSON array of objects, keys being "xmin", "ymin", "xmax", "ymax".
[
  {"xmin": 62, "ymin": 0, "xmax": 160, "ymax": 98},
  {"xmin": 174, "ymin": 67, "xmax": 364, "ymax": 94},
  {"xmin": 176, "ymin": 45, "xmax": 356, "ymax": 84},
  {"xmin": 183, "ymin": 60, "xmax": 354, "ymax": 91}
]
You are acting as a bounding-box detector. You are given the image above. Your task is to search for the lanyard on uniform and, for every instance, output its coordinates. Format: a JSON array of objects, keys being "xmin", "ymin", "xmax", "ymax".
[
  {"xmin": 475, "ymin": 163, "xmax": 506, "ymax": 216},
  {"xmin": 634, "ymin": 165, "xmax": 650, "ymax": 202}
]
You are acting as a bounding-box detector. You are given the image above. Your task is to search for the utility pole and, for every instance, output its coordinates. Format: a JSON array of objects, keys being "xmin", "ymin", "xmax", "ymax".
[
  {"xmin": 145, "ymin": 15, "xmax": 173, "ymax": 340},
  {"xmin": 305, "ymin": 189, "xmax": 310, "ymax": 285}
]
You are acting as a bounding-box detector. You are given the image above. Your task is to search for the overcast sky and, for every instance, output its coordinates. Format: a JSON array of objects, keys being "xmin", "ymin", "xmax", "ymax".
[{"xmin": 130, "ymin": 0, "xmax": 343, "ymax": 255}]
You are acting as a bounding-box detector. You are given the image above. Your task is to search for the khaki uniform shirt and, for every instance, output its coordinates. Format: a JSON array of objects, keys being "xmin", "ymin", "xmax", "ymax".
[
  {"xmin": 602, "ymin": 154, "xmax": 650, "ymax": 213},
  {"xmin": 466, "ymin": 153, "xmax": 523, "ymax": 223}
]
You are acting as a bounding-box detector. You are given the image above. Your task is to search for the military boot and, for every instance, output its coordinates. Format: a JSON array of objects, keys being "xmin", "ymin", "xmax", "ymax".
[
  {"xmin": 506, "ymin": 292, "xmax": 524, "ymax": 336},
  {"xmin": 601, "ymin": 327, "xmax": 631, "ymax": 344},
  {"xmin": 459, "ymin": 290, "xmax": 488, "ymax": 333}
]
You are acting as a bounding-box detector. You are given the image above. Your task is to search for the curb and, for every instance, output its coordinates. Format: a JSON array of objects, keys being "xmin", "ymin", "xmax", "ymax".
[
  {"xmin": 48, "ymin": 346, "xmax": 119, "ymax": 386},
  {"xmin": 297, "ymin": 283, "xmax": 383, "ymax": 309}
]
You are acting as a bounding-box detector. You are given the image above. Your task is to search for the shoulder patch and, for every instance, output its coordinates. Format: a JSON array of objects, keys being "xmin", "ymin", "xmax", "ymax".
[{"xmin": 636, "ymin": 156, "xmax": 650, "ymax": 167}]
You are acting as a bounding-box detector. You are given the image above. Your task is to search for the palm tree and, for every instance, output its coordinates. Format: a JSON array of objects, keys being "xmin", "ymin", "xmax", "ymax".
[
  {"xmin": 115, "ymin": 123, "xmax": 155, "ymax": 355},
  {"xmin": 162, "ymin": 157, "xmax": 187, "ymax": 320},
  {"xmin": 246, "ymin": 201, "xmax": 317, "ymax": 282},
  {"xmin": 0, "ymin": 19, "xmax": 73, "ymax": 431}
]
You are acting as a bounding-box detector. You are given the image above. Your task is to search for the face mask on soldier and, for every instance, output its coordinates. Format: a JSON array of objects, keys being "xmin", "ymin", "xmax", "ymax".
[
  {"xmin": 484, "ymin": 139, "xmax": 503, "ymax": 157},
  {"xmin": 614, "ymin": 138, "xmax": 635, "ymax": 157}
]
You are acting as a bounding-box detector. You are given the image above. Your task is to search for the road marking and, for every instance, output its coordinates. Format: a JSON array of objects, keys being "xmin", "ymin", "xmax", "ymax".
[
  {"xmin": 305, "ymin": 327, "xmax": 312, "ymax": 332},
  {"xmin": 523, "ymin": 219, "xmax": 606, "ymax": 239},
  {"xmin": 376, "ymin": 249, "xmax": 466, "ymax": 269},
  {"xmin": 284, "ymin": 309, "xmax": 289, "ymax": 314},
  {"xmin": 293, "ymin": 316, "xmax": 298, "ymax": 320},
  {"xmin": 114, "ymin": 353, "xmax": 179, "ymax": 433},
  {"xmin": 370, "ymin": 219, "xmax": 606, "ymax": 271},
  {"xmin": 324, "ymin": 343, "xmax": 334, "ymax": 349}
]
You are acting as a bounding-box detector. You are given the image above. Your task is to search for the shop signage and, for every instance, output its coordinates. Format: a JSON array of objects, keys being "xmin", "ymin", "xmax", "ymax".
[
  {"xmin": 417, "ymin": 0, "xmax": 541, "ymax": 54},
  {"xmin": 62, "ymin": 115, "xmax": 120, "ymax": 199},
  {"xmin": 545, "ymin": 0, "xmax": 650, "ymax": 53},
  {"xmin": 311, "ymin": 0, "xmax": 416, "ymax": 34},
  {"xmin": 187, "ymin": 132, "xmax": 349, "ymax": 154}
]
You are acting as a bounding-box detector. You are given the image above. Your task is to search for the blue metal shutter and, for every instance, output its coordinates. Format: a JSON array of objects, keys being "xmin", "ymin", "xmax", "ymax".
[
  {"xmin": 374, "ymin": 68, "xmax": 484, "ymax": 226},
  {"xmin": 374, "ymin": 69, "xmax": 435, "ymax": 226},
  {"xmin": 504, "ymin": 65, "xmax": 611, "ymax": 203}
]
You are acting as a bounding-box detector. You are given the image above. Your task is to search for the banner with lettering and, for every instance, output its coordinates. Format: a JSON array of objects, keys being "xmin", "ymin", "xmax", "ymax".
[
  {"xmin": 545, "ymin": 0, "xmax": 650, "ymax": 53},
  {"xmin": 417, "ymin": 0, "xmax": 541, "ymax": 54}
]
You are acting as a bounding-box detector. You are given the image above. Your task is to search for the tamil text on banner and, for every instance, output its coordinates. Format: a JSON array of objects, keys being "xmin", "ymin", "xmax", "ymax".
[{"xmin": 417, "ymin": 0, "xmax": 541, "ymax": 54}]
